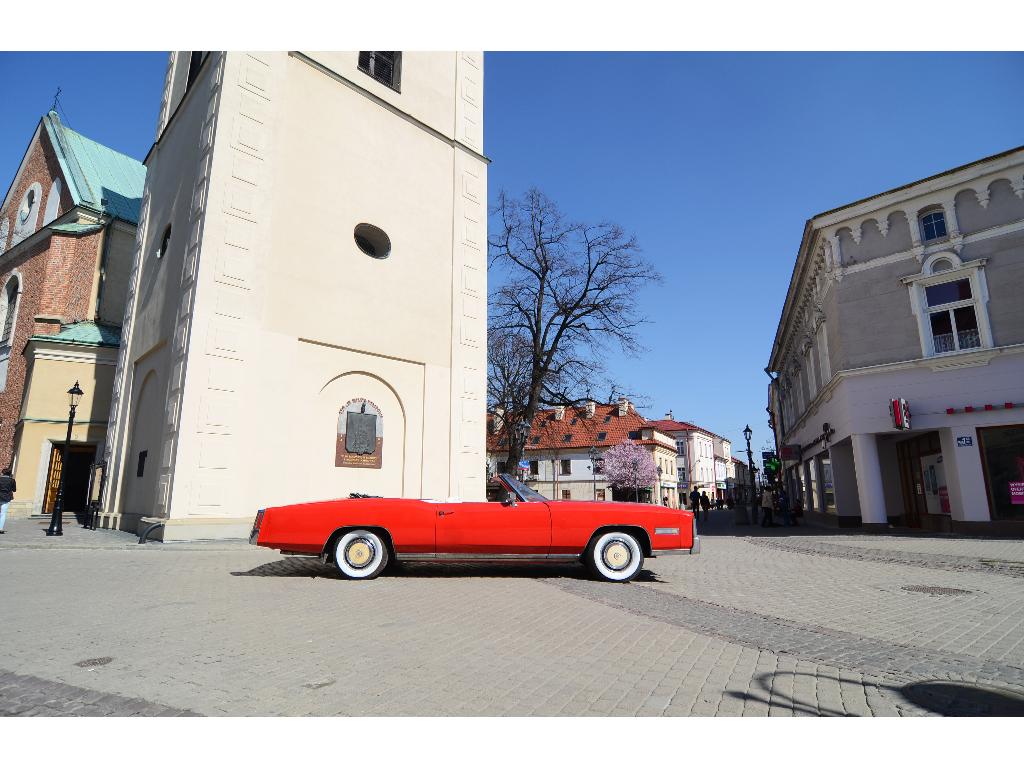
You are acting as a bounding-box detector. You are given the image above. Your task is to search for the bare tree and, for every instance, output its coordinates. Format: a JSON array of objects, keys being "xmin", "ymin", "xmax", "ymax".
[{"xmin": 488, "ymin": 188, "xmax": 661, "ymax": 470}]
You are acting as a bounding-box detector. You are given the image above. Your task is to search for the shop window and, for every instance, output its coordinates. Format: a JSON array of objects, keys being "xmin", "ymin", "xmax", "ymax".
[{"xmin": 978, "ymin": 426, "xmax": 1024, "ymax": 521}]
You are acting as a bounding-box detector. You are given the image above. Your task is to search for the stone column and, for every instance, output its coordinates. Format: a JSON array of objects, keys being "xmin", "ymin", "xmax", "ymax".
[{"xmin": 851, "ymin": 433, "xmax": 889, "ymax": 531}]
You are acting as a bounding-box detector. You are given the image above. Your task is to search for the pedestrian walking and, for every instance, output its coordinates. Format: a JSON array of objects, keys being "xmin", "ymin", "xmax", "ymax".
[
  {"xmin": 662, "ymin": 495, "xmax": 669, "ymax": 508},
  {"xmin": 700, "ymin": 491, "xmax": 711, "ymax": 522},
  {"xmin": 0, "ymin": 467, "xmax": 15, "ymax": 534},
  {"xmin": 689, "ymin": 488, "xmax": 700, "ymax": 517},
  {"xmin": 726, "ymin": 495, "xmax": 735, "ymax": 510},
  {"xmin": 778, "ymin": 487, "xmax": 792, "ymax": 527},
  {"xmin": 760, "ymin": 487, "xmax": 775, "ymax": 527},
  {"xmin": 792, "ymin": 496, "xmax": 803, "ymax": 526}
]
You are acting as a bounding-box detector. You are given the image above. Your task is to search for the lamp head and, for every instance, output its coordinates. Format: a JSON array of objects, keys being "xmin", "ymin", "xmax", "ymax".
[{"xmin": 68, "ymin": 381, "xmax": 84, "ymax": 408}]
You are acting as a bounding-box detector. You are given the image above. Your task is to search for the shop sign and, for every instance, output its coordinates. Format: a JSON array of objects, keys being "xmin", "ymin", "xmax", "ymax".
[
  {"xmin": 780, "ymin": 444, "xmax": 801, "ymax": 461},
  {"xmin": 1011, "ymin": 482, "xmax": 1024, "ymax": 505},
  {"xmin": 956, "ymin": 436, "xmax": 973, "ymax": 447}
]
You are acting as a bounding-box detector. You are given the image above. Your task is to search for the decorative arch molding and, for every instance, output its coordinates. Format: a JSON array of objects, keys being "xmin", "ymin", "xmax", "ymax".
[
  {"xmin": 824, "ymin": 168, "xmax": 1024, "ymax": 261},
  {"xmin": 921, "ymin": 250, "xmax": 963, "ymax": 275},
  {"xmin": 318, "ymin": 369, "xmax": 407, "ymax": 422}
]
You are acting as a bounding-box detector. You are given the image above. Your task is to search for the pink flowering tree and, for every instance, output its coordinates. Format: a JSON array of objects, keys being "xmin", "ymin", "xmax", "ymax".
[{"xmin": 600, "ymin": 441, "xmax": 658, "ymax": 501}]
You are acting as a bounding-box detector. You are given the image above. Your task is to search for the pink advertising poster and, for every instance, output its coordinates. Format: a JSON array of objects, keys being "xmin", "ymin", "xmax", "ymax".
[{"xmin": 1010, "ymin": 481, "xmax": 1024, "ymax": 505}]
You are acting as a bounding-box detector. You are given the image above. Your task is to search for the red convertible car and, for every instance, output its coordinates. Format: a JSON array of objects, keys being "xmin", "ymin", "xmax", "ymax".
[{"xmin": 250, "ymin": 473, "xmax": 699, "ymax": 582}]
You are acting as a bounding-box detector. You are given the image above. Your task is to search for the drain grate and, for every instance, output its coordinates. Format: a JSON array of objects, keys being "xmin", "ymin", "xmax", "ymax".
[
  {"xmin": 902, "ymin": 585, "xmax": 972, "ymax": 596},
  {"xmin": 74, "ymin": 656, "xmax": 113, "ymax": 668}
]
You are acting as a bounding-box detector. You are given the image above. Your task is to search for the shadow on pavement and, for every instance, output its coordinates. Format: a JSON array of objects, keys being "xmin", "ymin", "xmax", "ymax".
[
  {"xmin": 231, "ymin": 557, "xmax": 664, "ymax": 582},
  {"xmin": 725, "ymin": 671, "xmax": 1024, "ymax": 716}
]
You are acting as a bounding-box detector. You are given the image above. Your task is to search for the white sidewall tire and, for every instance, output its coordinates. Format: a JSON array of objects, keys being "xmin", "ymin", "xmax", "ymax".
[
  {"xmin": 334, "ymin": 530, "xmax": 388, "ymax": 580},
  {"xmin": 589, "ymin": 532, "xmax": 643, "ymax": 582}
]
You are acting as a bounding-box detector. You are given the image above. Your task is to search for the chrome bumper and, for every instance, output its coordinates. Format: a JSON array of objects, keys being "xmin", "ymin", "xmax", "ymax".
[{"xmin": 652, "ymin": 536, "xmax": 700, "ymax": 556}]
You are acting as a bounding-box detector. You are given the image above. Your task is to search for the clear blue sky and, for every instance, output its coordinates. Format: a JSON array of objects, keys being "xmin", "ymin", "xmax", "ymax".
[{"xmin": 2, "ymin": 52, "xmax": 1022, "ymax": 454}]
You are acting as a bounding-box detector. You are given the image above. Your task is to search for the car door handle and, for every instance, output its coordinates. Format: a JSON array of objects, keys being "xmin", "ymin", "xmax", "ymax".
[{"xmin": 438, "ymin": 510, "xmax": 455, "ymax": 517}]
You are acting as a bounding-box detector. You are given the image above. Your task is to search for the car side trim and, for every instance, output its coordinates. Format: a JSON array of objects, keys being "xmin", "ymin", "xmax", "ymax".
[{"xmin": 396, "ymin": 552, "xmax": 579, "ymax": 562}]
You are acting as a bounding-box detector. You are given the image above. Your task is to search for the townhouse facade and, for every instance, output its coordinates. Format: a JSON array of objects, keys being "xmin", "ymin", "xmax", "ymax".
[
  {"xmin": 768, "ymin": 146, "xmax": 1024, "ymax": 533},
  {"xmin": 487, "ymin": 399, "xmax": 680, "ymax": 507},
  {"xmin": 648, "ymin": 415, "xmax": 732, "ymax": 501}
]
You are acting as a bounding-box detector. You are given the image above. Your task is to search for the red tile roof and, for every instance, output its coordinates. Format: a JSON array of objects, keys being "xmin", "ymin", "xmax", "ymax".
[{"xmin": 487, "ymin": 402, "xmax": 668, "ymax": 452}]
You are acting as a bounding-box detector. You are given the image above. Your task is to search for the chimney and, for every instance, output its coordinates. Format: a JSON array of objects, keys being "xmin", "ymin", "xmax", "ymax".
[
  {"xmin": 664, "ymin": 410, "xmax": 673, "ymax": 421},
  {"xmin": 491, "ymin": 407, "xmax": 505, "ymax": 434},
  {"xmin": 617, "ymin": 397, "xmax": 630, "ymax": 417},
  {"xmin": 554, "ymin": 406, "xmax": 565, "ymax": 421},
  {"xmin": 585, "ymin": 400, "xmax": 596, "ymax": 418}
]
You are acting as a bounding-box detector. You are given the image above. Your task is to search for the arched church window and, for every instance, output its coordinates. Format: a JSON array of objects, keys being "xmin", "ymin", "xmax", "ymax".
[
  {"xmin": 0, "ymin": 276, "xmax": 20, "ymax": 345},
  {"xmin": 157, "ymin": 225, "xmax": 172, "ymax": 259}
]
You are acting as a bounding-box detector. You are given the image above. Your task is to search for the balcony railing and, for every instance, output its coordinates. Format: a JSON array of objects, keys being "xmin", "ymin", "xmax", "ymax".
[{"xmin": 933, "ymin": 329, "xmax": 981, "ymax": 354}]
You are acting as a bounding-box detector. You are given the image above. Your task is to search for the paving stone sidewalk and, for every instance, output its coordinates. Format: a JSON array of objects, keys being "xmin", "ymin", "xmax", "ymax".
[{"xmin": 2, "ymin": 516, "xmax": 1024, "ymax": 716}]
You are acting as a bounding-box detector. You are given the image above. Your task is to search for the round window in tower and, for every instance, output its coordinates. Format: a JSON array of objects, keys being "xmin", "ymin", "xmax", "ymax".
[{"xmin": 354, "ymin": 223, "xmax": 391, "ymax": 260}]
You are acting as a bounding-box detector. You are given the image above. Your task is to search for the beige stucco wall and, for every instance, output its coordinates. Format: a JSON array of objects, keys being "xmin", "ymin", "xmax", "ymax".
[
  {"xmin": 8, "ymin": 342, "xmax": 116, "ymax": 516},
  {"xmin": 104, "ymin": 51, "xmax": 487, "ymax": 538}
]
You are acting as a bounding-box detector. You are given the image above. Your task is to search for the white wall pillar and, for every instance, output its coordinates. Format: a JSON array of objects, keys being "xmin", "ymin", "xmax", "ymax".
[
  {"xmin": 829, "ymin": 441, "xmax": 862, "ymax": 522},
  {"xmin": 851, "ymin": 433, "xmax": 888, "ymax": 527},
  {"xmin": 938, "ymin": 428, "xmax": 990, "ymax": 522}
]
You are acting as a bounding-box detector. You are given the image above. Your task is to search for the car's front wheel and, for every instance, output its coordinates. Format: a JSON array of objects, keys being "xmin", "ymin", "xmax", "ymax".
[
  {"xmin": 585, "ymin": 531, "xmax": 644, "ymax": 582},
  {"xmin": 333, "ymin": 529, "xmax": 389, "ymax": 580}
]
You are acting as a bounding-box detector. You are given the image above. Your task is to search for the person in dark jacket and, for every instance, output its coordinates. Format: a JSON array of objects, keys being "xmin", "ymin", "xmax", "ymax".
[
  {"xmin": 0, "ymin": 467, "xmax": 15, "ymax": 534},
  {"xmin": 699, "ymin": 491, "xmax": 711, "ymax": 522},
  {"xmin": 689, "ymin": 488, "xmax": 701, "ymax": 516}
]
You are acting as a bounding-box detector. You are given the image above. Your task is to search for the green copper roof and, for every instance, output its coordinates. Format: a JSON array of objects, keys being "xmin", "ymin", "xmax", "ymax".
[
  {"xmin": 43, "ymin": 111, "xmax": 146, "ymax": 225},
  {"xmin": 49, "ymin": 222, "xmax": 104, "ymax": 235},
  {"xmin": 29, "ymin": 321, "xmax": 122, "ymax": 348}
]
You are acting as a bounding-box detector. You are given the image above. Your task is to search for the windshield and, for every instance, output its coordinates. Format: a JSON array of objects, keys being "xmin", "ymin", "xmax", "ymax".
[{"xmin": 499, "ymin": 473, "xmax": 549, "ymax": 503}]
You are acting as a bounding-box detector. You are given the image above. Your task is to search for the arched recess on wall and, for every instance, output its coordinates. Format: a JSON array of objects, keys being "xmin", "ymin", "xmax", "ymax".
[
  {"xmin": 123, "ymin": 368, "xmax": 164, "ymax": 517},
  {"xmin": 43, "ymin": 179, "xmax": 62, "ymax": 225},
  {"xmin": 313, "ymin": 370, "xmax": 409, "ymax": 498},
  {"xmin": 0, "ymin": 273, "xmax": 21, "ymax": 391}
]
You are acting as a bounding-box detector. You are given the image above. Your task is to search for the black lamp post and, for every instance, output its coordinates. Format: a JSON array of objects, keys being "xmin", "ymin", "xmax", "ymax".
[
  {"xmin": 588, "ymin": 446, "xmax": 599, "ymax": 500},
  {"xmin": 740, "ymin": 424, "xmax": 755, "ymax": 526},
  {"xmin": 656, "ymin": 465, "xmax": 663, "ymax": 505},
  {"xmin": 514, "ymin": 419, "xmax": 531, "ymax": 479},
  {"xmin": 46, "ymin": 381, "xmax": 84, "ymax": 537}
]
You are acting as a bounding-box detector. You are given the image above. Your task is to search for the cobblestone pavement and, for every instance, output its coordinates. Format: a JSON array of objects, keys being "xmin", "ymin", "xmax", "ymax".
[{"xmin": 2, "ymin": 515, "xmax": 1024, "ymax": 716}]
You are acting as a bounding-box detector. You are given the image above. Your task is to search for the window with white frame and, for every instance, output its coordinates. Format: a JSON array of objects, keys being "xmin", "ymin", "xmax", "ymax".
[
  {"xmin": 920, "ymin": 210, "xmax": 947, "ymax": 242},
  {"xmin": 905, "ymin": 255, "xmax": 992, "ymax": 357},
  {"xmin": 924, "ymin": 278, "xmax": 980, "ymax": 353}
]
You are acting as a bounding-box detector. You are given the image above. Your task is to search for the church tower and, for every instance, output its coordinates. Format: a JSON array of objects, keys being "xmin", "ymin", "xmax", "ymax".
[{"xmin": 103, "ymin": 52, "xmax": 487, "ymax": 539}]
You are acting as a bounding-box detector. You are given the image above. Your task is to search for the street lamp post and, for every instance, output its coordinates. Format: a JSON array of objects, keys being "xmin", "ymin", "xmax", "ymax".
[
  {"xmin": 588, "ymin": 446, "xmax": 598, "ymax": 500},
  {"xmin": 740, "ymin": 424, "xmax": 755, "ymax": 526},
  {"xmin": 656, "ymin": 465, "xmax": 663, "ymax": 505},
  {"xmin": 513, "ymin": 419, "xmax": 531, "ymax": 480},
  {"xmin": 46, "ymin": 381, "xmax": 84, "ymax": 537}
]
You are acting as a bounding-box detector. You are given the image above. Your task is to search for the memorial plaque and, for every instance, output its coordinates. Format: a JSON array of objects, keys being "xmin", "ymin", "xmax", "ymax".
[{"xmin": 336, "ymin": 398, "xmax": 383, "ymax": 468}]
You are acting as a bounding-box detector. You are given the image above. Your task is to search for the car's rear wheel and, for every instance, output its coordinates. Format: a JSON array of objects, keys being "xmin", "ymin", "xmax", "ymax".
[
  {"xmin": 585, "ymin": 531, "xmax": 643, "ymax": 582},
  {"xmin": 333, "ymin": 529, "xmax": 389, "ymax": 580}
]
